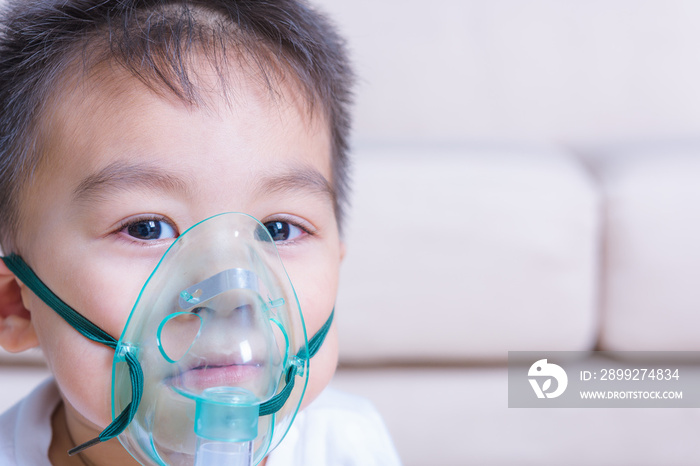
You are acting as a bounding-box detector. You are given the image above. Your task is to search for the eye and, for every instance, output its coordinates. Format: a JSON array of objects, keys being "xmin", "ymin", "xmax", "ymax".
[
  {"xmin": 264, "ymin": 221, "xmax": 305, "ymax": 242},
  {"xmin": 123, "ymin": 218, "xmax": 177, "ymax": 241}
]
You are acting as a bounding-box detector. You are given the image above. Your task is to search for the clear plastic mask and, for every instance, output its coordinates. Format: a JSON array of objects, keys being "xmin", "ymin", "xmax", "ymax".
[{"xmin": 112, "ymin": 212, "xmax": 308, "ymax": 466}]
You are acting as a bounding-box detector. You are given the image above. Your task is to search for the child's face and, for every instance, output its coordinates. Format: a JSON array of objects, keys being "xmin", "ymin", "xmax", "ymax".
[{"xmin": 15, "ymin": 63, "xmax": 341, "ymax": 459}]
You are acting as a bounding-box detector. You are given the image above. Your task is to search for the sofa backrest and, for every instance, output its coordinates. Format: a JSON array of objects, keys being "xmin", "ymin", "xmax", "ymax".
[{"xmin": 317, "ymin": 0, "xmax": 700, "ymax": 146}]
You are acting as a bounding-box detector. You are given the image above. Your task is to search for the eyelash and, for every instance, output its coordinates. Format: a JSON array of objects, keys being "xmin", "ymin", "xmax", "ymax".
[
  {"xmin": 263, "ymin": 214, "xmax": 315, "ymax": 244},
  {"xmin": 114, "ymin": 214, "xmax": 179, "ymax": 244}
]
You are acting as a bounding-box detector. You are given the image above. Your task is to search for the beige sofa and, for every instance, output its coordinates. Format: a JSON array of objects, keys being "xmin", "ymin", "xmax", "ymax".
[
  {"xmin": 323, "ymin": 1, "xmax": 700, "ymax": 464},
  {"xmin": 5, "ymin": 1, "xmax": 700, "ymax": 465},
  {"xmin": 331, "ymin": 148, "xmax": 700, "ymax": 466}
]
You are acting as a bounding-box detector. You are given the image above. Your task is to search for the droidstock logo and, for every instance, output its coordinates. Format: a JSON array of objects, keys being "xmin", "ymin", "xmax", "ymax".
[{"xmin": 528, "ymin": 359, "xmax": 568, "ymax": 399}]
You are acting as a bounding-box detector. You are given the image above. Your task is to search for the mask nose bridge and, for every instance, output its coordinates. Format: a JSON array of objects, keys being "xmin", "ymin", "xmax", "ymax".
[
  {"xmin": 178, "ymin": 268, "xmax": 260, "ymax": 311},
  {"xmin": 175, "ymin": 217, "xmax": 264, "ymax": 311}
]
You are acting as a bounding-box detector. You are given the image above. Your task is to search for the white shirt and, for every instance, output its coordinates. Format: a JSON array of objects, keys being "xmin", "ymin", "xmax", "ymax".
[{"xmin": 0, "ymin": 378, "xmax": 402, "ymax": 466}]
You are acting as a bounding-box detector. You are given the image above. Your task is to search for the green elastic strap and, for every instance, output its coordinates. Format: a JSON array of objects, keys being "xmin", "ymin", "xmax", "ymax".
[
  {"xmin": 298, "ymin": 308, "xmax": 334, "ymax": 361},
  {"xmin": 2, "ymin": 254, "xmax": 117, "ymax": 349},
  {"xmin": 258, "ymin": 308, "xmax": 334, "ymax": 416},
  {"xmin": 0, "ymin": 254, "xmax": 143, "ymax": 456}
]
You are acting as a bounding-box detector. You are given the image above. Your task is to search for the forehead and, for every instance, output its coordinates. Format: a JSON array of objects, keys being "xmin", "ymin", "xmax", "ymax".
[
  {"xmin": 40, "ymin": 51, "xmax": 330, "ymax": 169},
  {"xmin": 46, "ymin": 50, "xmax": 322, "ymax": 139}
]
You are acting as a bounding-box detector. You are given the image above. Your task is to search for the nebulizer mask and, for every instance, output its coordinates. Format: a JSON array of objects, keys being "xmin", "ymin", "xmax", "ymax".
[{"xmin": 2, "ymin": 212, "xmax": 333, "ymax": 466}]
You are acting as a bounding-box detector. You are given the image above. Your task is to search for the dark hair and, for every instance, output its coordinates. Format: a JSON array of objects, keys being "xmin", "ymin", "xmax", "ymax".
[{"xmin": 0, "ymin": 0, "xmax": 354, "ymax": 249}]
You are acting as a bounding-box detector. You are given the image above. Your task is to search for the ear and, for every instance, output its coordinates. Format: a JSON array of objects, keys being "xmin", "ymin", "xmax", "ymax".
[{"xmin": 0, "ymin": 259, "xmax": 39, "ymax": 352}]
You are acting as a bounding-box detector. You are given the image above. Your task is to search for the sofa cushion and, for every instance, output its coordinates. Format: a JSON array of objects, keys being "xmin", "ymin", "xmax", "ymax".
[
  {"xmin": 598, "ymin": 151, "xmax": 700, "ymax": 350},
  {"xmin": 336, "ymin": 147, "xmax": 599, "ymax": 363},
  {"xmin": 0, "ymin": 347, "xmax": 45, "ymax": 365},
  {"xmin": 331, "ymin": 366, "xmax": 700, "ymax": 466}
]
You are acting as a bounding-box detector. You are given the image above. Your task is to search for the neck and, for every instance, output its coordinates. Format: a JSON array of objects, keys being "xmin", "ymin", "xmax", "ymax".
[{"xmin": 50, "ymin": 401, "xmax": 139, "ymax": 466}]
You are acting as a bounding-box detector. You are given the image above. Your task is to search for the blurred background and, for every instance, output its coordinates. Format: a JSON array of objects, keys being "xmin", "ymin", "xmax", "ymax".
[
  {"xmin": 4, "ymin": 1, "xmax": 700, "ymax": 465},
  {"xmin": 322, "ymin": 1, "xmax": 700, "ymax": 465}
]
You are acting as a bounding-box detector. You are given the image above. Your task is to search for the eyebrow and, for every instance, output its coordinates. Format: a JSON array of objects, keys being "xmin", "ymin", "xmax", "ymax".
[
  {"xmin": 253, "ymin": 166, "xmax": 336, "ymax": 206},
  {"xmin": 72, "ymin": 160, "xmax": 335, "ymax": 207},
  {"xmin": 72, "ymin": 161, "xmax": 190, "ymax": 203}
]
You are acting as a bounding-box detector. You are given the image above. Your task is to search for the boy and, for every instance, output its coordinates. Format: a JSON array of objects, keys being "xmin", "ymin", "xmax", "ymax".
[{"xmin": 0, "ymin": 1, "xmax": 400, "ymax": 465}]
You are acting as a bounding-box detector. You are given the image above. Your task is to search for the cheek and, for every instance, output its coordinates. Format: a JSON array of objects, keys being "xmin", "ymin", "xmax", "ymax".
[
  {"xmin": 282, "ymin": 246, "xmax": 341, "ymax": 407},
  {"xmin": 28, "ymin": 298, "xmax": 115, "ymax": 427},
  {"xmin": 286, "ymin": 250, "xmax": 340, "ymax": 332},
  {"xmin": 23, "ymin": 252, "xmax": 155, "ymax": 428},
  {"xmin": 69, "ymin": 270, "xmax": 141, "ymax": 337},
  {"xmin": 45, "ymin": 250, "xmax": 155, "ymax": 337}
]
